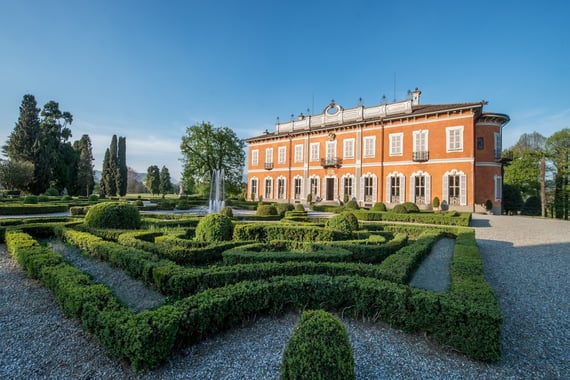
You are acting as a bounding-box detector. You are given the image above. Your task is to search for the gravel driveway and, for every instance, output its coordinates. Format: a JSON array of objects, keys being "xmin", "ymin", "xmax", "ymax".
[{"xmin": 1, "ymin": 214, "xmax": 569, "ymax": 379}]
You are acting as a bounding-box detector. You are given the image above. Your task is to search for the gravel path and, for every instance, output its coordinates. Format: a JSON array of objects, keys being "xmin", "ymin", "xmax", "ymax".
[
  {"xmin": 1, "ymin": 214, "xmax": 570, "ymax": 379},
  {"xmin": 409, "ymin": 238, "xmax": 454, "ymax": 292}
]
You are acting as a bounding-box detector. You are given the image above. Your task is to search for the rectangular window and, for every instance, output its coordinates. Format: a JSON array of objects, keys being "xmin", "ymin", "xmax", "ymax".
[
  {"xmin": 413, "ymin": 130, "xmax": 428, "ymax": 152},
  {"xmin": 310, "ymin": 143, "xmax": 319, "ymax": 162},
  {"xmin": 277, "ymin": 178, "xmax": 286, "ymax": 199},
  {"xmin": 264, "ymin": 178, "xmax": 272, "ymax": 199},
  {"xmin": 344, "ymin": 139, "xmax": 354, "ymax": 158},
  {"xmin": 390, "ymin": 133, "xmax": 403, "ymax": 156},
  {"xmin": 364, "ymin": 177, "xmax": 374, "ymax": 201},
  {"xmin": 294, "ymin": 144, "xmax": 303, "ymax": 162},
  {"xmin": 446, "ymin": 126, "xmax": 464, "ymax": 152},
  {"xmin": 278, "ymin": 147, "xmax": 286, "ymax": 164},
  {"xmin": 251, "ymin": 150, "xmax": 259, "ymax": 166},
  {"xmin": 310, "ymin": 178, "xmax": 319, "ymax": 197},
  {"xmin": 364, "ymin": 136, "xmax": 375, "ymax": 158},
  {"xmin": 477, "ymin": 137, "xmax": 484, "ymax": 150},
  {"xmin": 265, "ymin": 147, "xmax": 273, "ymax": 163},
  {"xmin": 343, "ymin": 177, "xmax": 353, "ymax": 199},
  {"xmin": 495, "ymin": 176, "xmax": 502, "ymax": 201},
  {"xmin": 250, "ymin": 179, "xmax": 258, "ymax": 199},
  {"xmin": 390, "ymin": 176, "xmax": 401, "ymax": 203},
  {"xmin": 448, "ymin": 175, "xmax": 460, "ymax": 204},
  {"xmin": 326, "ymin": 141, "xmax": 336, "ymax": 159},
  {"xmin": 415, "ymin": 176, "xmax": 425, "ymax": 204},
  {"xmin": 294, "ymin": 178, "xmax": 302, "ymax": 199},
  {"xmin": 494, "ymin": 132, "xmax": 502, "ymax": 159}
]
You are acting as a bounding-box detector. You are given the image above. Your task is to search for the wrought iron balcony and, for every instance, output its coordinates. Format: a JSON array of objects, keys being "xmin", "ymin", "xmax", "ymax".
[
  {"xmin": 320, "ymin": 157, "xmax": 342, "ymax": 168},
  {"xmin": 412, "ymin": 151, "xmax": 429, "ymax": 162},
  {"xmin": 264, "ymin": 162, "xmax": 274, "ymax": 170}
]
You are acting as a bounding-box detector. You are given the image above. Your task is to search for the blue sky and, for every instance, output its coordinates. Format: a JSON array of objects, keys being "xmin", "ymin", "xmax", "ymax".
[{"xmin": 1, "ymin": 0, "xmax": 569, "ymax": 181}]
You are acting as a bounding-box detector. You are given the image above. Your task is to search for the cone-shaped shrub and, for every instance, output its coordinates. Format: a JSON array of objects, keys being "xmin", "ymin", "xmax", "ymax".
[{"xmin": 281, "ymin": 310, "xmax": 355, "ymax": 380}]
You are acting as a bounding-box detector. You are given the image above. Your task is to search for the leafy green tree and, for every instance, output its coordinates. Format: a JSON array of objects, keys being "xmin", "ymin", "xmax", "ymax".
[
  {"xmin": 159, "ymin": 165, "xmax": 172, "ymax": 197},
  {"xmin": 145, "ymin": 165, "xmax": 160, "ymax": 196},
  {"xmin": 117, "ymin": 136, "xmax": 127, "ymax": 196},
  {"xmin": 73, "ymin": 135, "xmax": 95, "ymax": 196},
  {"xmin": 503, "ymin": 132, "xmax": 546, "ymax": 199},
  {"xmin": 502, "ymin": 184, "xmax": 523, "ymax": 215},
  {"xmin": 0, "ymin": 160, "xmax": 34, "ymax": 192},
  {"xmin": 545, "ymin": 128, "xmax": 570, "ymax": 220},
  {"xmin": 180, "ymin": 121, "xmax": 245, "ymax": 196}
]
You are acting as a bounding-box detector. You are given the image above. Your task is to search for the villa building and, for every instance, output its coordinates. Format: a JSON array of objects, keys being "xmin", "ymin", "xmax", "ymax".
[{"xmin": 244, "ymin": 89, "xmax": 510, "ymax": 213}]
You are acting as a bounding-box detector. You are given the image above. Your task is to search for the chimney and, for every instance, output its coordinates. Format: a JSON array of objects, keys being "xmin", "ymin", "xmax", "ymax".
[{"xmin": 411, "ymin": 88, "xmax": 421, "ymax": 105}]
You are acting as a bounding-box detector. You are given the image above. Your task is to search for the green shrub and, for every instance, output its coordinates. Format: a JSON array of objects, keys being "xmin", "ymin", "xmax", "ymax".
[
  {"xmin": 485, "ymin": 199, "xmax": 493, "ymax": 211},
  {"xmin": 433, "ymin": 197, "xmax": 440, "ymax": 208},
  {"xmin": 38, "ymin": 195, "xmax": 49, "ymax": 202},
  {"xmin": 391, "ymin": 204, "xmax": 408, "ymax": 213},
  {"xmin": 134, "ymin": 199, "xmax": 144, "ymax": 207},
  {"xmin": 85, "ymin": 202, "xmax": 141, "ymax": 229},
  {"xmin": 325, "ymin": 214, "xmax": 354, "ymax": 235},
  {"xmin": 220, "ymin": 206, "xmax": 234, "ymax": 217},
  {"xmin": 281, "ymin": 310, "xmax": 355, "ymax": 380},
  {"xmin": 177, "ymin": 199, "xmax": 191, "ymax": 210},
  {"xmin": 23, "ymin": 195, "xmax": 38, "ymax": 204},
  {"xmin": 341, "ymin": 212, "xmax": 359, "ymax": 231},
  {"xmin": 521, "ymin": 196, "xmax": 541, "ymax": 216},
  {"xmin": 294, "ymin": 204, "xmax": 305, "ymax": 212},
  {"xmin": 345, "ymin": 200, "xmax": 359, "ymax": 210},
  {"xmin": 275, "ymin": 203, "xmax": 294, "ymax": 217},
  {"xmin": 256, "ymin": 204, "xmax": 278, "ymax": 216},
  {"xmin": 195, "ymin": 214, "xmax": 233, "ymax": 242},
  {"xmin": 372, "ymin": 202, "xmax": 387, "ymax": 211},
  {"xmin": 88, "ymin": 194, "xmax": 99, "ymax": 202},
  {"xmin": 46, "ymin": 187, "xmax": 60, "ymax": 196},
  {"xmin": 403, "ymin": 202, "xmax": 420, "ymax": 213},
  {"xmin": 61, "ymin": 195, "xmax": 72, "ymax": 201}
]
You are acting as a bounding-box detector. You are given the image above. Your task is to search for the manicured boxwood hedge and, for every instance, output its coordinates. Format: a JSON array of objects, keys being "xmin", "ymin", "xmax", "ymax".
[
  {"xmin": 233, "ymin": 223, "xmax": 348, "ymax": 242},
  {"xmin": 7, "ymin": 221, "xmax": 502, "ymax": 371},
  {"xmin": 0, "ymin": 204, "xmax": 68, "ymax": 215},
  {"xmin": 353, "ymin": 210, "xmax": 472, "ymax": 226}
]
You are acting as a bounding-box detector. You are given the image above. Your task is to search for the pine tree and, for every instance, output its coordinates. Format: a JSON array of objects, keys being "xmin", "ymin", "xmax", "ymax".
[
  {"xmin": 73, "ymin": 135, "xmax": 95, "ymax": 196},
  {"xmin": 145, "ymin": 165, "xmax": 160, "ymax": 196},
  {"xmin": 117, "ymin": 136, "xmax": 128, "ymax": 196},
  {"xmin": 3, "ymin": 94, "xmax": 40, "ymax": 162},
  {"xmin": 159, "ymin": 166, "xmax": 172, "ymax": 197}
]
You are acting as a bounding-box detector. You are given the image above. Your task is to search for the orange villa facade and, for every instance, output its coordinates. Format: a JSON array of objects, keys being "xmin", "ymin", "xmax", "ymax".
[{"xmin": 244, "ymin": 89, "xmax": 510, "ymax": 213}]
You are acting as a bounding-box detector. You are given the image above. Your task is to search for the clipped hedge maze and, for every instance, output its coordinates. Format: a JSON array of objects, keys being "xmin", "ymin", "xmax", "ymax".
[{"xmin": 3, "ymin": 217, "xmax": 502, "ymax": 372}]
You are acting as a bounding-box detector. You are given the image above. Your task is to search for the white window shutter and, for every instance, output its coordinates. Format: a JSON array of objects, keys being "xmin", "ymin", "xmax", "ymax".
[
  {"xmin": 409, "ymin": 174, "xmax": 415, "ymax": 203},
  {"xmin": 386, "ymin": 175, "xmax": 391, "ymax": 203},
  {"xmin": 460, "ymin": 174, "xmax": 467, "ymax": 206},
  {"xmin": 425, "ymin": 174, "xmax": 431, "ymax": 205},
  {"xmin": 372, "ymin": 175, "xmax": 378, "ymax": 203},
  {"xmin": 360, "ymin": 176, "xmax": 365, "ymax": 202},
  {"xmin": 400, "ymin": 174, "xmax": 406, "ymax": 203},
  {"xmin": 443, "ymin": 174, "xmax": 449, "ymax": 204},
  {"xmin": 334, "ymin": 177, "xmax": 338, "ymax": 200}
]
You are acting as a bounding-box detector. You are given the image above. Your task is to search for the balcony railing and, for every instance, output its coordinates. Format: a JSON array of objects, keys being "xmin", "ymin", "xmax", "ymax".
[
  {"xmin": 320, "ymin": 157, "xmax": 342, "ymax": 168},
  {"xmin": 412, "ymin": 151, "xmax": 429, "ymax": 162},
  {"xmin": 264, "ymin": 162, "xmax": 274, "ymax": 170}
]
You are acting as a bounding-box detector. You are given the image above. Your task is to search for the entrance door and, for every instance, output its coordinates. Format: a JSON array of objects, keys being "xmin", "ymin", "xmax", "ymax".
[{"xmin": 326, "ymin": 178, "xmax": 335, "ymax": 201}]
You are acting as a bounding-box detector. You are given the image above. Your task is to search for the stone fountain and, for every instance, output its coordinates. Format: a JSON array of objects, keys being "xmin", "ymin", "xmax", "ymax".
[{"xmin": 208, "ymin": 168, "xmax": 225, "ymax": 213}]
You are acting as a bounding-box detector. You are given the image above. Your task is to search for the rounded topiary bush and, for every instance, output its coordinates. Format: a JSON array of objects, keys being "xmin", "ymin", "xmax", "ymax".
[
  {"xmin": 45, "ymin": 187, "xmax": 59, "ymax": 196},
  {"xmin": 176, "ymin": 199, "xmax": 191, "ymax": 210},
  {"xmin": 325, "ymin": 214, "xmax": 354, "ymax": 235},
  {"xmin": 38, "ymin": 195, "xmax": 49, "ymax": 202},
  {"xmin": 256, "ymin": 204, "xmax": 278, "ymax": 217},
  {"xmin": 281, "ymin": 310, "xmax": 355, "ymax": 380},
  {"xmin": 61, "ymin": 195, "xmax": 72, "ymax": 201},
  {"xmin": 220, "ymin": 206, "xmax": 234, "ymax": 218},
  {"xmin": 344, "ymin": 199, "xmax": 359, "ymax": 210},
  {"xmin": 275, "ymin": 203, "xmax": 294, "ymax": 217},
  {"xmin": 341, "ymin": 211, "xmax": 359, "ymax": 231},
  {"xmin": 23, "ymin": 195, "xmax": 38, "ymax": 204},
  {"xmin": 402, "ymin": 202, "xmax": 420, "ymax": 213},
  {"xmin": 294, "ymin": 204, "xmax": 305, "ymax": 212},
  {"xmin": 433, "ymin": 196, "xmax": 440, "ymax": 208},
  {"xmin": 372, "ymin": 202, "xmax": 387, "ymax": 212},
  {"xmin": 195, "ymin": 213, "xmax": 233, "ymax": 242},
  {"xmin": 134, "ymin": 199, "xmax": 144, "ymax": 207},
  {"xmin": 85, "ymin": 202, "xmax": 141, "ymax": 229},
  {"xmin": 391, "ymin": 204, "xmax": 408, "ymax": 213},
  {"xmin": 88, "ymin": 194, "xmax": 99, "ymax": 202}
]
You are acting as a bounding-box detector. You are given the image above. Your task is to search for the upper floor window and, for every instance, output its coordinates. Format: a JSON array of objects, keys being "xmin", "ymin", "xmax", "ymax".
[
  {"xmin": 265, "ymin": 147, "xmax": 273, "ymax": 163},
  {"xmin": 413, "ymin": 130, "xmax": 428, "ymax": 152},
  {"xmin": 494, "ymin": 132, "xmax": 502, "ymax": 159},
  {"xmin": 294, "ymin": 144, "xmax": 303, "ymax": 162},
  {"xmin": 390, "ymin": 133, "xmax": 403, "ymax": 156},
  {"xmin": 344, "ymin": 139, "xmax": 354, "ymax": 158},
  {"xmin": 363, "ymin": 136, "xmax": 375, "ymax": 158},
  {"xmin": 310, "ymin": 142, "xmax": 319, "ymax": 161},
  {"xmin": 326, "ymin": 140, "xmax": 336, "ymax": 159},
  {"xmin": 278, "ymin": 146, "xmax": 286, "ymax": 164},
  {"xmin": 251, "ymin": 150, "xmax": 259, "ymax": 166},
  {"xmin": 446, "ymin": 126, "xmax": 464, "ymax": 152}
]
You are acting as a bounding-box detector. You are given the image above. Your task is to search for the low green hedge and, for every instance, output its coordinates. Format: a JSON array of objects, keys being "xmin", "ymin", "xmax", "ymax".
[
  {"xmin": 354, "ymin": 210, "xmax": 472, "ymax": 226},
  {"xmin": 0, "ymin": 204, "xmax": 68, "ymax": 215},
  {"xmin": 233, "ymin": 223, "xmax": 347, "ymax": 242},
  {"xmin": 320, "ymin": 232, "xmax": 408, "ymax": 263}
]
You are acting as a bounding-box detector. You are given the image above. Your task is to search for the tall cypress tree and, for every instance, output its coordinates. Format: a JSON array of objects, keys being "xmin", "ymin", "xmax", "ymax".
[
  {"xmin": 117, "ymin": 136, "xmax": 127, "ymax": 196},
  {"xmin": 73, "ymin": 134, "xmax": 95, "ymax": 196},
  {"xmin": 101, "ymin": 148, "xmax": 111, "ymax": 196},
  {"xmin": 107, "ymin": 135, "xmax": 118, "ymax": 196}
]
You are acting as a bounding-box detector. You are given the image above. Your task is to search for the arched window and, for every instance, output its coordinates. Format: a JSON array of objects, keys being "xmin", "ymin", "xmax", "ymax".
[
  {"xmin": 250, "ymin": 177, "xmax": 258, "ymax": 201},
  {"xmin": 410, "ymin": 171, "xmax": 431, "ymax": 205},
  {"xmin": 360, "ymin": 173, "xmax": 377, "ymax": 204},
  {"xmin": 277, "ymin": 176, "xmax": 287, "ymax": 200},
  {"xmin": 442, "ymin": 170, "xmax": 467, "ymax": 206},
  {"xmin": 385, "ymin": 172, "xmax": 405, "ymax": 204},
  {"xmin": 341, "ymin": 174, "xmax": 355, "ymax": 201},
  {"xmin": 264, "ymin": 177, "xmax": 273, "ymax": 200},
  {"xmin": 292, "ymin": 176, "xmax": 303, "ymax": 200}
]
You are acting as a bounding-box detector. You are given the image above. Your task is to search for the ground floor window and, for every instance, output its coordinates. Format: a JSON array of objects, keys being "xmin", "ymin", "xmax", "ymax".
[
  {"xmin": 250, "ymin": 179, "xmax": 258, "ymax": 200},
  {"xmin": 310, "ymin": 177, "xmax": 319, "ymax": 198},
  {"xmin": 364, "ymin": 177, "xmax": 374, "ymax": 202},
  {"xmin": 390, "ymin": 176, "xmax": 401, "ymax": 203},
  {"xmin": 264, "ymin": 178, "xmax": 273, "ymax": 199},
  {"xmin": 294, "ymin": 178, "xmax": 302, "ymax": 199},
  {"xmin": 343, "ymin": 177, "xmax": 353, "ymax": 201},
  {"xmin": 448, "ymin": 175, "xmax": 460, "ymax": 205},
  {"xmin": 277, "ymin": 178, "xmax": 286, "ymax": 199},
  {"xmin": 415, "ymin": 176, "xmax": 425, "ymax": 204},
  {"xmin": 494, "ymin": 175, "xmax": 502, "ymax": 201}
]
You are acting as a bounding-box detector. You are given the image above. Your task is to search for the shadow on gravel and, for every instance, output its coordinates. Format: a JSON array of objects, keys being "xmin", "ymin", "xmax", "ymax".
[{"xmin": 470, "ymin": 218, "xmax": 491, "ymax": 227}]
